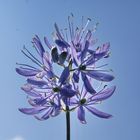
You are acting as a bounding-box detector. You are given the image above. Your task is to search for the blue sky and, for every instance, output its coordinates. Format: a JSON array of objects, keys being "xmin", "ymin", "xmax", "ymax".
[{"xmin": 0, "ymin": 0, "xmax": 140, "ymax": 140}]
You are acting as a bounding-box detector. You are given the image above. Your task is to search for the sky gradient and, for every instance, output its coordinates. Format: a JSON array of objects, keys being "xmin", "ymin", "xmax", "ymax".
[{"xmin": 0, "ymin": 0, "xmax": 140, "ymax": 140}]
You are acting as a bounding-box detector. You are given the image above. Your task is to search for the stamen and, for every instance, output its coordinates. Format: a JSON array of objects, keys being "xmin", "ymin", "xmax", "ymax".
[
  {"xmin": 84, "ymin": 30, "xmax": 92, "ymax": 41},
  {"xmin": 92, "ymin": 22, "xmax": 99, "ymax": 33},
  {"xmin": 68, "ymin": 15, "xmax": 73, "ymax": 41},
  {"xmin": 70, "ymin": 13, "xmax": 74, "ymax": 40},
  {"xmin": 83, "ymin": 18, "xmax": 91, "ymax": 32},
  {"xmin": 60, "ymin": 29, "xmax": 65, "ymax": 39},
  {"xmin": 64, "ymin": 28, "xmax": 68, "ymax": 42},
  {"xmin": 73, "ymin": 27, "xmax": 79, "ymax": 42},
  {"xmin": 21, "ymin": 49, "xmax": 42, "ymax": 68},
  {"xmin": 81, "ymin": 83, "xmax": 87, "ymax": 99},
  {"xmin": 32, "ymin": 44, "xmax": 40, "ymax": 56},
  {"xmin": 88, "ymin": 84, "xmax": 107, "ymax": 101},
  {"xmin": 81, "ymin": 16, "xmax": 84, "ymax": 29},
  {"xmin": 23, "ymin": 46, "xmax": 42, "ymax": 65},
  {"xmin": 54, "ymin": 23, "xmax": 63, "ymax": 40},
  {"xmin": 95, "ymin": 64, "xmax": 108, "ymax": 69},
  {"xmin": 16, "ymin": 62, "xmax": 38, "ymax": 70},
  {"xmin": 79, "ymin": 18, "xmax": 91, "ymax": 43},
  {"xmin": 87, "ymin": 64, "xmax": 108, "ymax": 70}
]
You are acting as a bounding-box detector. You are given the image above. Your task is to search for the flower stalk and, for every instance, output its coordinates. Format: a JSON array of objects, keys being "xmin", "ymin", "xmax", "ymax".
[{"xmin": 66, "ymin": 106, "xmax": 70, "ymax": 140}]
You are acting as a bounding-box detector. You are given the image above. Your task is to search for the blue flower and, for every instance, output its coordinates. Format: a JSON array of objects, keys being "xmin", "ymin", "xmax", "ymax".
[
  {"xmin": 16, "ymin": 15, "xmax": 116, "ymax": 124},
  {"xmin": 69, "ymin": 85, "xmax": 116, "ymax": 124},
  {"xmin": 19, "ymin": 95, "xmax": 61, "ymax": 121}
]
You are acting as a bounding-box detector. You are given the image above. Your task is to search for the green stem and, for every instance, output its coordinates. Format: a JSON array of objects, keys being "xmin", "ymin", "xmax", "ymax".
[{"xmin": 66, "ymin": 106, "xmax": 70, "ymax": 140}]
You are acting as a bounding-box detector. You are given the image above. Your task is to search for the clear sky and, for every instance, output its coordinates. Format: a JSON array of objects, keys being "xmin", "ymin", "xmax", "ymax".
[{"xmin": 0, "ymin": 0, "xmax": 140, "ymax": 140}]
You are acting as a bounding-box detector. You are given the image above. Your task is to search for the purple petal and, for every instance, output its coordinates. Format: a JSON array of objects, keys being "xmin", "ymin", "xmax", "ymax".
[
  {"xmin": 21, "ymin": 85, "xmax": 41, "ymax": 97},
  {"xmin": 51, "ymin": 107, "xmax": 61, "ymax": 117},
  {"xmin": 73, "ymin": 71, "xmax": 79, "ymax": 83},
  {"xmin": 86, "ymin": 70, "xmax": 114, "ymax": 82},
  {"xmin": 19, "ymin": 107, "xmax": 46, "ymax": 115},
  {"xmin": 43, "ymin": 52, "xmax": 52, "ymax": 70},
  {"xmin": 33, "ymin": 35, "xmax": 45, "ymax": 57},
  {"xmin": 33, "ymin": 98, "xmax": 48, "ymax": 106},
  {"xmin": 27, "ymin": 78, "xmax": 48, "ymax": 87},
  {"xmin": 81, "ymin": 40, "xmax": 90, "ymax": 62},
  {"xmin": 16, "ymin": 68, "xmax": 39, "ymax": 76},
  {"xmin": 41, "ymin": 108, "xmax": 53, "ymax": 119},
  {"xmin": 54, "ymin": 23, "xmax": 70, "ymax": 47},
  {"xmin": 59, "ymin": 67, "xmax": 70, "ymax": 85},
  {"xmin": 81, "ymin": 72, "xmax": 96, "ymax": 94},
  {"xmin": 91, "ymin": 86, "xmax": 116, "ymax": 101},
  {"xmin": 44, "ymin": 36, "xmax": 52, "ymax": 49},
  {"xmin": 71, "ymin": 45, "xmax": 80, "ymax": 66},
  {"xmin": 85, "ymin": 106, "xmax": 112, "ymax": 119},
  {"xmin": 60, "ymin": 87, "xmax": 77, "ymax": 97},
  {"xmin": 55, "ymin": 39, "xmax": 68, "ymax": 48},
  {"xmin": 77, "ymin": 106, "xmax": 87, "ymax": 124},
  {"xmin": 85, "ymin": 54, "xmax": 95, "ymax": 66},
  {"xmin": 21, "ymin": 84, "xmax": 33, "ymax": 92},
  {"xmin": 69, "ymin": 98, "xmax": 78, "ymax": 105},
  {"xmin": 35, "ymin": 108, "xmax": 53, "ymax": 120},
  {"xmin": 54, "ymin": 23, "xmax": 64, "ymax": 40}
]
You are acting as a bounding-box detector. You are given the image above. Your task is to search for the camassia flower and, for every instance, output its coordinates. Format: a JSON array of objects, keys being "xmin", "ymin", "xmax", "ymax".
[
  {"xmin": 69, "ymin": 84, "xmax": 116, "ymax": 124},
  {"xmin": 16, "ymin": 15, "xmax": 116, "ymax": 125}
]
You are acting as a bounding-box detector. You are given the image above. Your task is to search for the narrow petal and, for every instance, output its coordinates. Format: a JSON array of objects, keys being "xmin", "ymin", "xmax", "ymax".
[
  {"xmin": 16, "ymin": 68, "xmax": 39, "ymax": 76},
  {"xmin": 77, "ymin": 106, "xmax": 87, "ymax": 124},
  {"xmin": 91, "ymin": 86, "xmax": 116, "ymax": 101},
  {"xmin": 59, "ymin": 67, "xmax": 70, "ymax": 85},
  {"xmin": 51, "ymin": 47, "xmax": 59, "ymax": 62},
  {"xmin": 60, "ymin": 87, "xmax": 77, "ymax": 97},
  {"xmin": 85, "ymin": 54, "xmax": 95, "ymax": 66},
  {"xmin": 69, "ymin": 98, "xmax": 78, "ymax": 105},
  {"xmin": 81, "ymin": 40, "xmax": 90, "ymax": 62},
  {"xmin": 21, "ymin": 84, "xmax": 33, "ymax": 92},
  {"xmin": 43, "ymin": 51, "xmax": 52, "ymax": 70},
  {"xmin": 33, "ymin": 35, "xmax": 45, "ymax": 57},
  {"xmin": 44, "ymin": 36, "xmax": 52, "ymax": 49},
  {"xmin": 85, "ymin": 106, "xmax": 112, "ymax": 119},
  {"xmin": 54, "ymin": 23, "xmax": 64, "ymax": 40},
  {"xmin": 41, "ymin": 109, "xmax": 52, "ymax": 120},
  {"xmin": 34, "ymin": 115, "xmax": 49, "ymax": 121},
  {"xmin": 86, "ymin": 70, "xmax": 114, "ymax": 82},
  {"xmin": 81, "ymin": 72, "xmax": 96, "ymax": 94},
  {"xmin": 55, "ymin": 39, "xmax": 68, "ymax": 48},
  {"xmin": 33, "ymin": 98, "xmax": 48, "ymax": 106},
  {"xmin": 21, "ymin": 85, "xmax": 41, "ymax": 97},
  {"xmin": 54, "ymin": 23, "xmax": 70, "ymax": 47},
  {"xmin": 73, "ymin": 71, "xmax": 79, "ymax": 83},
  {"xmin": 51, "ymin": 107, "xmax": 61, "ymax": 117},
  {"xmin": 27, "ymin": 78, "xmax": 48, "ymax": 87},
  {"xmin": 71, "ymin": 45, "xmax": 80, "ymax": 66},
  {"xmin": 19, "ymin": 107, "xmax": 46, "ymax": 115},
  {"xmin": 35, "ymin": 108, "xmax": 53, "ymax": 120}
]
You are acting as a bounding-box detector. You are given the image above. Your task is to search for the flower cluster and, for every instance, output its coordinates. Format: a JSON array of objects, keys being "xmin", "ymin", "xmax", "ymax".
[{"xmin": 16, "ymin": 15, "xmax": 116, "ymax": 123}]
